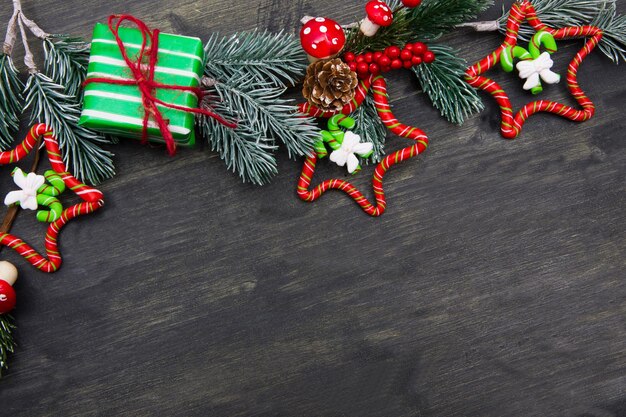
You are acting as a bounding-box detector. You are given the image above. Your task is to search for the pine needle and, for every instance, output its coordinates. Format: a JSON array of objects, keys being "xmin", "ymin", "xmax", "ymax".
[
  {"xmin": 351, "ymin": 94, "xmax": 388, "ymax": 163},
  {"xmin": 0, "ymin": 53, "xmax": 23, "ymax": 150},
  {"xmin": 23, "ymin": 72, "xmax": 115, "ymax": 184},
  {"xmin": 204, "ymin": 30, "xmax": 308, "ymax": 88},
  {"xmin": 200, "ymin": 76, "xmax": 319, "ymax": 184},
  {"xmin": 412, "ymin": 43, "xmax": 484, "ymax": 124},
  {"xmin": 43, "ymin": 35, "xmax": 91, "ymax": 97},
  {"xmin": 0, "ymin": 314, "xmax": 16, "ymax": 377}
]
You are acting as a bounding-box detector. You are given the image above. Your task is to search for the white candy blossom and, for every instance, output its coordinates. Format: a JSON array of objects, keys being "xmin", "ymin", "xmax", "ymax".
[
  {"xmin": 4, "ymin": 168, "xmax": 45, "ymax": 211},
  {"xmin": 516, "ymin": 51, "xmax": 561, "ymax": 91},
  {"xmin": 329, "ymin": 131, "xmax": 374, "ymax": 174}
]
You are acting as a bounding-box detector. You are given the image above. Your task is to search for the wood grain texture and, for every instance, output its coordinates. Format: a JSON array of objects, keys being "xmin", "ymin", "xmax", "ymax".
[{"xmin": 0, "ymin": 1, "xmax": 624, "ymax": 416}]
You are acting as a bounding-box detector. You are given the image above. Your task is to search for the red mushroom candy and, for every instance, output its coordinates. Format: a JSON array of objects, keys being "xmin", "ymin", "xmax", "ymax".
[
  {"xmin": 0, "ymin": 280, "xmax": 16, "ymax": 314},
  {"xmin": 360, "ymin": 0, "xmax": 394, "ymax": 37},
  {"xmin": 300, "ymin": 17, "xmax": 346, "ymax": 63}
]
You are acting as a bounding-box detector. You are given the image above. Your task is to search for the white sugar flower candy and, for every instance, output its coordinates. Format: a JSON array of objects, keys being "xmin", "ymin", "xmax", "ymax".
[
  {"xmin": 4, "ymin": 168, "xmax": 45, "ymax": 211},
  {"xmin": 329, "ymin": 131, "xmax": 374, "ymax": 174},
  {"xmin": 516, "ymin": 51, "xmax": 561, "ymax": 91}
]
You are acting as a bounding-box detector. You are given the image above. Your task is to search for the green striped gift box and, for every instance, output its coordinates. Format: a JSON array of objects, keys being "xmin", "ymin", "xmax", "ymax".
[{"xmin": 79, "ymin": 23, "xmax": 204, "ymax": 146}]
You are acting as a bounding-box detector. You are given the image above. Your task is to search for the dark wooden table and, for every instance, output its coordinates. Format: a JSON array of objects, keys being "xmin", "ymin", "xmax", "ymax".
[{"xmin": 1, "ymin": 1, "xmax": 624, "ymax": 416}]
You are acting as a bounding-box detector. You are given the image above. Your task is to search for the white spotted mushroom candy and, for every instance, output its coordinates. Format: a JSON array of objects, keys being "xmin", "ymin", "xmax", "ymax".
[
  {"xmin": 360, "ymin": 0, "xmax": 394, "ymax": 37},
  {"xmin": 300, "ymin": 17, "xmax": 346, "ymax": 63}
]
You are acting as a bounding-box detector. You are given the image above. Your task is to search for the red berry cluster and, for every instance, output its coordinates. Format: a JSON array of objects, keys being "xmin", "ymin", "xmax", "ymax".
[{"xmin": 343, "ymin": 42, "xmax": 435, "ymax": 79}]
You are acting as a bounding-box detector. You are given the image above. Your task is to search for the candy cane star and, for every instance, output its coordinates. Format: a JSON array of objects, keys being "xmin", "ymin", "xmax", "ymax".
[
  {"xmin": 298, "ymin": 75, "xmax": 428, "ymax": 217},
  {"xmin": 1, "ymin": 124, "xmax": 104, "ymax": 272}
]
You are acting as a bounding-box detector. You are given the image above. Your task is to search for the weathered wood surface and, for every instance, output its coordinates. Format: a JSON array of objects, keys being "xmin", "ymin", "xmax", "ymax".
[{"xmin": 0, "ymin": 1, "xmax": 624, "ymax": 416}]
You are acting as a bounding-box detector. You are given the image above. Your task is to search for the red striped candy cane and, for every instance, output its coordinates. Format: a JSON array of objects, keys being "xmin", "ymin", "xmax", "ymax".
[
  {"xmin": 0, "ymin": 124, "xmax": 104, "ymax": 272},
  {"xmin": 297, "ymin": 75, "xmax": 428, "ymax": 217},
  {"xmin": 465, "ymin": 1, "xmax": 602, "ymax": 139}
]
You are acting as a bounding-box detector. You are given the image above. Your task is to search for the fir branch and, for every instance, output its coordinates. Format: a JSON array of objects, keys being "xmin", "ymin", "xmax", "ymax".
[
  {"xmin": 592, "ymin": 4, "xmax": 626, "ymax": 63},
  {"xmin": 496, "ymin": 0, "xmax": 626, "ymax": 63},
  {"xmin": 0, "ymin": 314, "xmax": 16, "ymax": 377},
  {"xmin": 23, "ymin": 72, "xmax": 115, "ymax": 184},
  {"xmin": 43, "ymin": 35, "xmax": 91, "ymax": 97},
  {"xmin": 351, "ymin": 94, "xmax": 388, "ymax": 163},
  {"xmin": 199, "ymin": 113, "xmax": 279, "ymax": 186},
  {"xmin": 412, "ymin": 43, "xmax": 484, "ymax": 124},
  {"xmin": 204, "ymin": 30, "xmax": 309, "ymax": 88},
  {"xmin": 200, "ymin": 77, "xmax": 319, "ymax": 184},
  {"xmin": 346, "ymin": 0, "xmax": 493, "ymax": 53},
  {"xmin": 0, "ymin": 53, "xmax": 23, "ymax": 150}
]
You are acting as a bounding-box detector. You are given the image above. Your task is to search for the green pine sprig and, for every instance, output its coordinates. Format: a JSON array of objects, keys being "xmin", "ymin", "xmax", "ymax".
[
  {"xmin": 351, "ymin": 94, "xmax": 388, "ymax": 163},
  {"xmin": 346, "ymin": 0, "xmax": 493, "ymax": 54},
  {"xmin": 200, "ymin": 76, "xmax": 319, "ymax": 184},
  {"xmin": 204, "ymin": 30, "xmax": 309, "ymax": 88},
  {"xmin": 43, "ymin": 35, "xmax": 91, "ymax": 97},
  {"xmin": 497, "ymin": 0, "xmax": 626, "ymax": 63},
  {"xmin": 0, "ymin": 53, "xmax": 23, "ymax": 150},
  {"xmin": 411, "ymin": 43, "xmax": 484, "ymax": 124},
  {"xmin": 23, "ymin": 72, "xmax": 115, "ymax": 184},
  {"xmin": 0, "ymin": 314, "xmax": 16, "ymax": 377}
]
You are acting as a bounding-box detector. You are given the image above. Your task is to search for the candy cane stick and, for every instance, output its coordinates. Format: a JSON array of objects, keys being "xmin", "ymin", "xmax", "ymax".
[
  {"xmin": 465, "ymin": 1, "xmax": 602, "ymax": 139},
  {"xmin": 0, "ymin": 124, "xmax": 104, "ymax": 272},
  {"xmin": 297, "ymin": 75, "xmax": 428, "ymax": 217}
]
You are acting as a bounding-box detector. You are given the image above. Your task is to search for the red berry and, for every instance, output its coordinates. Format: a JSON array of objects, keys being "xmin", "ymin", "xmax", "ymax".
[
  {"xmin": 364, "ymin": 52, "xmax": 374, "ymax": 63},
  {"xmin": 403, "ymin": 60, "xmax": 413, "ymax": 69},
  {"xmin": 423, "ymin": 51, "xmax": 435, "ymax": 63},
  {"xmin": 378, "ymin": 55, "xmax": 391, "ymax": 67},
  {"xmin": 373, "ymin": 51, "xmax": 383, "ymax": 61},
  {"xmin": 400, "ymin": 49, "xmax": 413, "ymax": 61},
  {"xmin": 411, "ymin": 56, "xmax": 423, "ymax": 65},
  {"xmin": 357, "ymin": 62, "xmax": 370, "ymax": 74},
  {"xmin": 412, "ymin": 42, "xmax": 426, "ymax": 55},
  {"xmin": 356, "ymin": 55, "xmax": 365, "ymax": 63},
  {"xmin": 0, "ymin": 280, "xmax": 16, "ymax": 314},
  {"xmin": 405, "ymin": 43, "xmax": 414, "ymax": 51},
  {"xmin": 344, "ymin": 52, "xmax": 356, "ymax": 62},
  {"xmin": 401, "ymin": 0, "xmax": 422, "ymax": 7},
  {"xmin": 386, "ymin": 46, "xmax": 401, "ymax": 59},
  {"xmin": 381, "ymin": 64, "xmax": 391, "ymax": 73},
  {"xmin": 348, "ymin": 62, "xmax": 358, "ymax": 72},
  {"xmin": 391, "ymin": 59, "xmax": 403, "ymax": 70},
  {"xmin": 369, "ymin": 63, "xmax": 380, "ymax": 75}
]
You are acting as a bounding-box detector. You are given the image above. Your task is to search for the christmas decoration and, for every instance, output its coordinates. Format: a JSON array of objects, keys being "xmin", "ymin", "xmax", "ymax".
[
  {"xmin": 315, "ymin": 115, "xmax": 374, "ymax": 174},
  {"xmin": 80, "ymin": 18, "xmax": 218, "ymax": 152},
  {"xmin": 76, "ymin": 15, "xmax": 319, "ymax": 185},
  {"xmin": 300, "ymin": 17, "xmax": 346, "ymax": 62},
  {"xmin": 0, "ymin": 261, "xmax": 18, "ymax": 376},
  {"xmin": 465, "ymin": 1, "xmax": 608, "ymax": 138},
  {"xmin": 1, "ymin": 0, "xmax": 114, "ymax": 184},
  {"xmin": 302, "ymin": 58, "xmax": 358, "ymax": 112},
  {"xmin": 296, "ymin": 0, "xmax": 490, "ymax": 216},
  {"xmin": 1, "ymin": 124, "xmax": 105, "ymax": 272},
  {"xmin": 500, "ymin": 31, "xmax": 560, "ymax": 94},
  {"xmin": 361, "ymin": 0, "xmax": 394, "ymax": 37}
]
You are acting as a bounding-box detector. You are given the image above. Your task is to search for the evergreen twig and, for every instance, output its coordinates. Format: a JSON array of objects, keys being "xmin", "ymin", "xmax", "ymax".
[
  {"xmin": 23, "ymin": 72, "xmax": 115, "ymax": 184},
  {"xmin": 200, "ymin": 76, "xmax": 319, "ymax": 184},
  {"xmin": 43, "ymin": 35, "xmax": 91, "ymax": 97},
  {"xmin": 346, "ymin": 0, "xmax": 493, "ymax": 53},
  {"xmin": 0, "ymin": 53, "xmax": 23, "ymax": 149},
  {"xmin": 412, "ymin": 43, "xmax": 484, "ymax": 124},
  {"xmin": 204, "ymin": 30, "xmax": 309, "ymax": 88},
  {"xmin": 0, "ymin": 315, "xmax": 16, "ymax": 377},
  {"xmin": 351, "ymin": 94, "xmax": 388, "ymax": 163}
]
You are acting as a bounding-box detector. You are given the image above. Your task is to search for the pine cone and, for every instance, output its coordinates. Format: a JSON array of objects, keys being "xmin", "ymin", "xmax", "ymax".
[{"xmin": 303, "ymin": 58, "xmax": 358, "ymax": 112}]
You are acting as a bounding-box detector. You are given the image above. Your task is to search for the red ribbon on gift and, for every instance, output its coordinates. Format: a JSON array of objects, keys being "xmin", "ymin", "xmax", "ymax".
[{"xmin": 84, "ymin": 15, "xmax": 236, "ymax": 155}]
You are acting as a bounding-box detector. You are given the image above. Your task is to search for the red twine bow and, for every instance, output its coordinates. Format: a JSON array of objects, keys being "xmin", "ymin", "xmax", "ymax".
[{"xmin": 84, "ymin": 15, "xmax": 236, "ymax": 155}]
